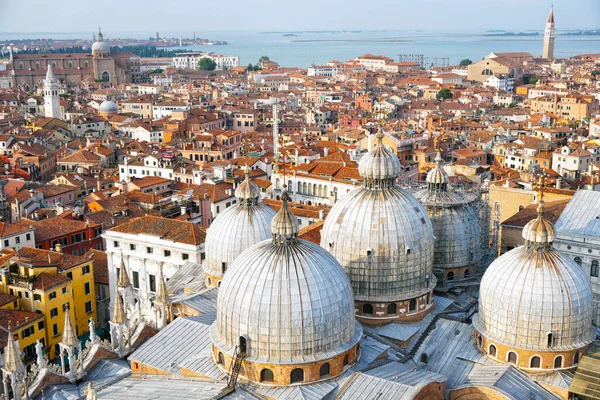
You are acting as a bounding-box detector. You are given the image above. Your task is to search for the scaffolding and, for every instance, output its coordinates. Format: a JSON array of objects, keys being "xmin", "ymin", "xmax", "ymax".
[{"xmin": 397, "ymin": 54, "xmax": 450, "ymax": 69}]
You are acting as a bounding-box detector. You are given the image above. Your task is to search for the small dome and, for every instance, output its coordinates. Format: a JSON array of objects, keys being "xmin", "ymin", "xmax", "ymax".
[
  {"xmin": 92, "ymin": 30, "xmax": 110, "ymax": 55},
  {"xmin": 426, "ymin": 152, "xmax": 449, "ymax": 187},
  {"xmin": 358, "ymin": 130, "xmax": 401, "ymax": 184},
  {"xmin": 212, "ymin": 189, "xmax": 361, "ymax": 369},
  {"xmin": 99, "ymin": 100, "xmax": 118, "ymax": 114},
  {"xmin": 522, "ymin": 202, "xmax": 555, "ymax": 244},
  {"xmin": 234, "ymin": 167, "xmax": 261, "ymax": 203},
  {"xmin": 204, "ymin": 173, "xmax": 275, "ymax": 282},
  {"xmin": 475, "ymin": 210, "xmax": 595, "ymax": 353}
]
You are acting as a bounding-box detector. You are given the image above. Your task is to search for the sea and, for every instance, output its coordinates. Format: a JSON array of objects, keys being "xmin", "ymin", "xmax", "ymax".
[{"xmin": 1, "ymin": 30, "xmax": 599, "ymax": 68}]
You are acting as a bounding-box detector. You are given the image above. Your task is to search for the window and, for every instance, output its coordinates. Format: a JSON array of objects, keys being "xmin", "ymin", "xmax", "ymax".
[
  {"xmin": 114, "ymin": 241, "xmax": 120, "ymax": 248},
  {"xmin": 420, "ymin": 353, "xmax": 429, "ymax": 364},
  {"xmin": 260, "ymin": 369, "xmax": 274, "ymax": 383},
  {"xmin": 547, "ymin": 332, "xmax": 553, "ymax": 348},
  {"xmin": 34, "ymin": 294, "xmax": 41, "ymax": 301},
  {"xmin": 343, "ymin": 355, "xmax": 349, "ymax": 366},
  {"xmin": 221, "ymin": 262, "xmax": 227, "ymax": 274},
  {"xmin": 182, "ymin": 253, "xmax": 189, "ymax": 260},
  {"xmin": 489, "ymin": 344, "xmax": 497, "ymax": 356},
  {"xmin": 319, "ymin": 363, "xmax": 330, "ymax": 377},
  {"xmin": 66, "ymin": 272, "xmax": 73, "ymax": 280},
  {"xmin": 133, "ymin": 271, "xmax": 139, "ymax": 289},
  {"xmin": 290, "ymin": 368, "xmax": 304, "ymax": 383},
  {"xmin": 164, "ymin": 250, "xmax": 171, "ymax": 257},
  {"xmin": 15, "ymin": 236, "xmax": 20, "ymax": 244},
  {"xmin": 554, "ymin": 356, "xmax": 563, "ymax": 368},
  {"xmin": 409, "ymin": 299, "xmax": 417, "ymax": 312},
  {"xmin": 362, "ymin": 304, "xmax": 373, "ymax": 315},
  {"xmin": 49, "ymin": 292, "xmax": 57, "ymax": 300},
  {"xmin": 26, "ymin": 233, "xmax": 31, "ymax": 241},
  {"xmin": 50, "ymin": 308, "xmax": 58, "ymax": 318},
  {"xmin": 62, "ymin": 287, "xmax": 67, "ymax": 294},
  {"xmin": 530, "ymin": 356, "xmax": 541, "ymax": 368},
  {"xmin": 507, "ymin": 351, "xmax": 517, "ymax": 364},
  {"xmin": 85, "ymin": 300, "xmax": 92, "ymax": 314},
  {"xmin": 574, "ymin": 352, "xmax": 580, "ymax": 364},
  {"xmin": 38, "ymin": 321, "xmax": 44, "ymax": 330},
  {"xmin": 592, "ymin": 260, "xmax": 599, "ymax": 277},
  {"xmin": 3, "ymin": 239, "xmax": 8, "ymax": 247},
  {"xmin": 84, "ymin": 282, "xmax": 91, "ymax": 295},
  {"xmin": 149, "ymin": 274, "xmax": 156, "ymax": 292},
  {"xmin": 387, "ymin": 303, "xmax": 397, "ymax": 315},
  {"xmin": 53, "ymin": 323, "xmax": 59, "ymax": 336},
  {"xmin": 574, "ymin": 257, "xmax": 582, "ymax": 266},
  {"xmin": 447, "ymin": 271, "xmax": 454, "ymax": 281},
  {"xmin": 147, "ymin": 247, "xmax": 153, "ymax": 254},
  {"xmin": 218, "ymin": 352, "xmax": 224, "ymax": 364},
  {"xmin": 82, "ymin": 265, "xmax": 90, "ymax": 275}
]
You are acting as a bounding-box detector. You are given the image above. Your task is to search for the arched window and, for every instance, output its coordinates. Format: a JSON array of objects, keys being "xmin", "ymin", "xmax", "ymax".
[
  {"xmin": 530, "ymin": 356, "xmax": 541, "ymax": 368},
  {"xmin": 409, "ymin": 299, "xmax": 416, "ymax": 312},
  {"xmin": 507, "ymin": 351, "xmax": 517, "ymax": 364},
  {"xmin": 319, "ymin": 363, "xmax": 330, "ymax": 377},
  {"xmin": 518, "ymin": 205, "xmax": 525, "ymax": 211},
  {"xmin": 218, "ymin": 352, "xmax": 224, "ymax": 364},
  {"xmin": 464, "ymin": 269, "xmax": 470, "ymax": 279},
  {"xmin": 290, "ymin": 368, "xmax": 304, "ymax": 383},
  {"xmin": 343, "ymin": 355, "xmax": 349, "ymax": 366},
  {"xmin": 489, "ymin": 344, "xmax": 497, "ymax": 356},
  {"xmin": 591, "ymin": 260, "xmax": 599, "ymax": 277},
  {"xmin": 362, "ymin": 304, "xmax": 373, "ymax": 315},
  {"xmin": 18, "ymin": 62, "xmax": 23, "ymax": 69},
  {"xmin": 101, "ymin": 71, "xmax": 110, "ymax": 82},
  {"xmin": 481, "ymin": 68, "xmax": 493, "ymax": 76},
  {"xmin": 288, "ymin": 180, "xmax": 293, "ymax": 192},
  {"xmin": 574, "ymin": 352, "xmax": 580, "ymax": 364},
  {"xmin": 35, "ymin": 62, "xmax": 40, "ymax": 69},
  {"xmin": 51, "ymin": 62, "xmax": 56, "ymax": 68},
  {"xmin": 387, "ymin": 303, "xmax": 397, "ymax": 315},
  {"xmin": 68, "ymin": 61, "xmax": 73, "ymax": 68},
  {"xmin": 554, "ymin": 356, "xmax": 563, "ymax": 369},
  {"xmin": 447, "ymin": 271, "xmax": 454, "ymax": 281},
  {"xmin": 574, "ymin": 257, "xmax": 582, "ymax": 267},
  {"xmin": 260, "ymin": 368, "xmax": 274, "ymax": 383},
  {"xmin": 477, "ymin": 335, "xmax": 482, "ymax": 347},
  {"xmin": 547, "ymin": 332, "xmax": 553, "ymax": 348},
  {"xmin": 84, "ymin": 61, "xmax": 89, "ymax": 68},
  {"xmin": 420, "ymin": 353, "xmax": 429, "ymax": 364}
]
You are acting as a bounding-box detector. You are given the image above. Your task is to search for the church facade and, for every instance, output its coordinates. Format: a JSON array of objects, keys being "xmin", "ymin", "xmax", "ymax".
[{"xmin": 4, "ymin": 29, "xmax": 141, "ymax": 91}]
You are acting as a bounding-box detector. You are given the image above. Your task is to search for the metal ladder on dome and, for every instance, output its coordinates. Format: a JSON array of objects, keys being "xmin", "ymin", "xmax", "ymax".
[{"xmin": 227, "ymin": 345, "xmax": 246, "ymax": 389}]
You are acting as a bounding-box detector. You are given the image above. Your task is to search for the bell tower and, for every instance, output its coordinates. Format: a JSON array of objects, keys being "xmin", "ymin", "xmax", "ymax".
[
  {"xmin": 543, "ymin": 6, "xmax": 555, "ymax": 59},
  {"xmin": 43, "ymin": 64, "xmax": 60, "ymax": 119}
]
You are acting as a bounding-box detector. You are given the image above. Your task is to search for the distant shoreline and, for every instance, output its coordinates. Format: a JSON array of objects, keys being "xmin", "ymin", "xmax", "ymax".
[{"xmin": 291, "ymin": 39, "xmax": 414, "ymax": 43}]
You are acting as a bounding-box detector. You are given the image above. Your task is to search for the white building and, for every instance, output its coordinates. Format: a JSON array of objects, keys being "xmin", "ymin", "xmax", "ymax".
[
  {"xmin": 152, "ymin": 101, "xmax": 189, "ymax": 119},
  {"xmin": 431, "ymin": 73, "xmax": 463, "ymax": 85},
  {"xmin": 172, "ymin": 52, "xmax": 239, "ymax": 70},
  {"xmin": 590, "ymin": 118, "xmax": 600, "ymax": 138},
  {"xmin": 484, "ymin": 75, "xmax": 514, "ymax": 93},
  {"xmin": 554, "ymin": 190, "xmax": 600, "ymax": 326},
  {"xmin": 103, "ymin": 216, "xmax": 206, "ymax": 314},
  {"xmin": 118, "ymin": 154, "xmax": 180, "ymax": 181},
  {"xmin": 0, "ymin": 221, "xmax": 35, "ymax": 251}
]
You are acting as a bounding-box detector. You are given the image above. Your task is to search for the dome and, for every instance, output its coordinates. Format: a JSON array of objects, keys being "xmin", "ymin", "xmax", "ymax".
[
  {"xmin": 358, "ymin": 130, "xmax": 401, "ymax": 185},
  {"xmin": 414, "ymin": 152, "xmax": 482, "ymax": 279},
  {"xmin": 212, "ymin": 190, "xmax": 361, "ymax": 383},
  {"xmin": 91, "ymin": 29, "xmax": 110, "ymax": 55},
  {"xmin": 474, "ymin": 205, "xmax": 595, "ymax": 354},
  {"xmin": 99, "ymin": 100, "xmax": 118, "ymax": 114},
  {"xmin": 321, "ymin": 128, "xmax": 435, "ymax": 317},
  {"xmin": 204, "ymin": 169, "xmax": 275, "ymax": 286},
  {"xmin": 522, "ymin": 202, "xmax": 555, "ymax": 244}
]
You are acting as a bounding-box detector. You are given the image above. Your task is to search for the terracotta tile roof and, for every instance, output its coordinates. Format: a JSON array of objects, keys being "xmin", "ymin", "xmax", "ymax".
[
  {"xmin": 298, "ymin": 220, "xmax": 324, "ymax": 245},
  {"xmin": 27, "ymin": 216, "xmax": 100, "ymax": 242},
  {"xmin": 31, "ymin": 272, "xmax": 70, "ymax": 291},
  {"xmin": 84, "ymin": 249, "xmax": 109, "ymax": 285},
  {"xmin": 107, "ymin": 216, "xmax": 206, "ymax": 246},
  {"xmin": 502, "ymin": 199, "xmax": 570, "ymax": 227},
  {"xmin": 58, "ymin": 149, "xmax": 102, "ymax": 164},
  {"xmin": 0, "ymin": 220, "xmax": 33, "ymax": 237},
  {"xmin": 0, "ymin": 309, "xmax": 43, "ymax": 331},
  {"xmin": 0, "ymin": 293, "xmax": 17, "ymax": 307},
  {"xmin": 15, "ymin": 247, "xmax": 90, "ymax": 271}
]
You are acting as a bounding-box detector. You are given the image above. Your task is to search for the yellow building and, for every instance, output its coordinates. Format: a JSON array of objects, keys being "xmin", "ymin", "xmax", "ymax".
[
  {"xmin": 0, "ymin": 304, "xmax": 46, "ymax": 362},
  {"xmin": 0, "ymin": 247, "xmax": 96, "ymax": 359},
  {"xmin": 529, "ymin": 94, "xmax": 597, "ymax": 121}
]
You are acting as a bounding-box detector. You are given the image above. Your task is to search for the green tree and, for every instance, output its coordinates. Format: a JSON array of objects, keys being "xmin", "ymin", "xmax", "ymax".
[
  {"xmin": 459, "ymin": 59, "xmax": 473, "ymax": 67},
  {"xmin": 197, "ymin": 58, "xmax": 217, "ymax": 71},
  {"xmin": 259, "ymin": 55, "xmax": 270, "ymax": 63},
  {"xmin": 530, "ymin": 75, "xmax": 540, "ymax": 85},
  {"xmin": 436, "ymin": 88, "xmax": 453, "ymax": 100}
]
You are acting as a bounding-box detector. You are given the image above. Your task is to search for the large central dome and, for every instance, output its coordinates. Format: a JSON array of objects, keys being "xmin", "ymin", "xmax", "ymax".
[
  {"xmin": 211, "ymin": 189, "xmax": 361, "ymax": 385},
  {"xmin": 320, "ymin": 130, "xmax": 436, "ymax": 324},
  {"xmin": 204, "ymin": 168, "xmax": 276, "ymax": 287},
  {"xmin": 473, "ymin": 201, "xmax": 595, "ymax": 371}
]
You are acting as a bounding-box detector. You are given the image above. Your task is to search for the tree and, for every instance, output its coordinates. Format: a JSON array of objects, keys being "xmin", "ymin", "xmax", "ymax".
[
  {"xmin": 259, "ymin": 55, "xmax": 270, "ymax": 63},
  {"xmin": 436, "ymin": 88, "xmax": 453, "ymax": 100},
  {"xmin": 197, "ymin": 58, "xmax": 217, "ymax": 71},
  {"xmin": 459, "ymin": 59, "xmax": 473, "ymax": 67},
  {"xmin": 530, "ymin": 75, "xmax": 540, "ymax": 85}
]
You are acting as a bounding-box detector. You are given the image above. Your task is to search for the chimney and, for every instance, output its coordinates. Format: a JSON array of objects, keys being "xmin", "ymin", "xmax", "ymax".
[
  {"xmin": 318, "ymin": 210, "xmax": 325, "ymax": 220},
  {"xmin": 324, "ymin": 147, "xmax": 329, "ymax": 156},
  {"xmin": 55, "ymin": 243, "xmax": 62, "ymax": 253},
  {"xmin": 556, "ymin": 177, "xmax": 561, "ymax": 189}
]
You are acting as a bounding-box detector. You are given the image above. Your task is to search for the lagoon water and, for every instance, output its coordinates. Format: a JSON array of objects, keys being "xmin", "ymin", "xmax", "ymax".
[{"xmin": 1, "ymin": 30, "xmax": 599, "ymax": 67}]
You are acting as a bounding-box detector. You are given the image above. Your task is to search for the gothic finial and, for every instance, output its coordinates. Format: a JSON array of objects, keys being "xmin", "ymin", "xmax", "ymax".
[
  {"xmin": 118, "ymin": 252, "xmax": 131, "ymax": 288},
  {"xmin": 271, "ymin": 185, "xmax": 298, "ymax": 244},
  {"xmin": 3, "ymin": 326, "xmax": 24, "ymax": 373},
  {"xmin": 61, "ymin": 307, "xmax": 78, "ymax": 347}
]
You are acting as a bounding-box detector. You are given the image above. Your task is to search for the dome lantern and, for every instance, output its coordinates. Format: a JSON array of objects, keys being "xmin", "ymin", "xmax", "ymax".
[
  {"xmin": 235, "ymin": 166, "xmax": 261, "ymax": 206},
  {"xmin": 426, "ymin": 151, "xmax": 449, "ymax": 191},
  {"xmin": 522, "ymin": 201, "xmax": 555, "ymax": 248},
  {"xmin": 271, "ymin": 187, "xmax": 299, "ymax": 245},
  {"xmin": 358, "ymin": 128, "xmax": 401, "ymax": 189}
]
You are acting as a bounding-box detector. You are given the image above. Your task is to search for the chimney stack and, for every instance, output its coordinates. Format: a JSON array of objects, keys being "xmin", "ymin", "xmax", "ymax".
[{"xmin": 55, "ymin": 243, "xmax": 62, "ymax": 253}]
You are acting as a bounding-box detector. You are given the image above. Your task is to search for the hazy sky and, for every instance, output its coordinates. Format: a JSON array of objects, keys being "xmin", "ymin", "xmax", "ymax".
[{"xmin": 1, "ymin": 0, "xmax": 599, "ymax": 33}]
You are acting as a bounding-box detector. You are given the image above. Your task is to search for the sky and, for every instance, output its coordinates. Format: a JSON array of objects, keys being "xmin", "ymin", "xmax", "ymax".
[{"xmin": 0, "ymin": 0, "xmax": 599, "ymax": 34}]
